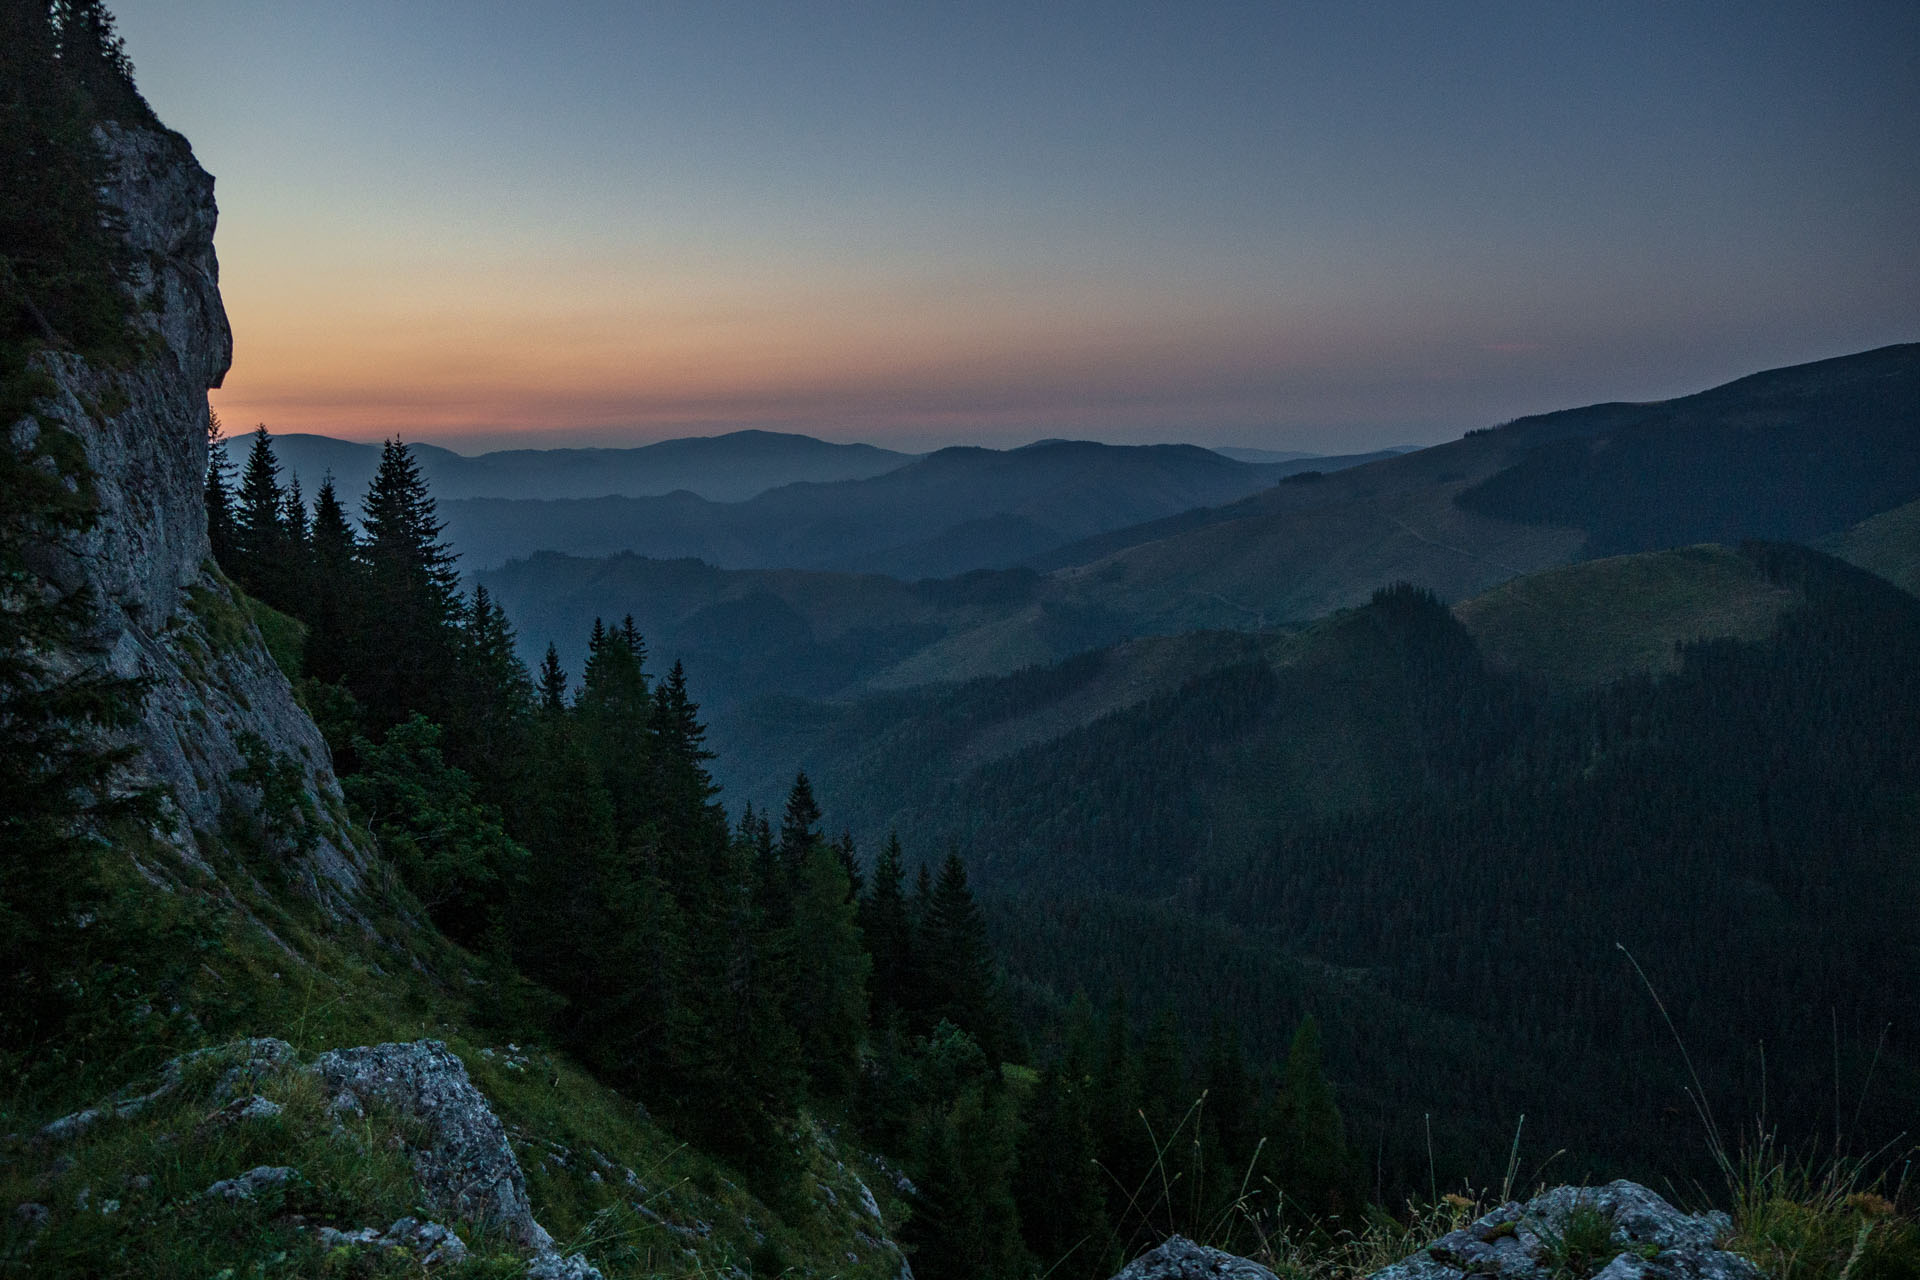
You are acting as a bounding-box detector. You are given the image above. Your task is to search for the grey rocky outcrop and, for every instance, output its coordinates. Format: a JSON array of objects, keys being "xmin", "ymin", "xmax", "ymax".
[
  {"xmin": 1110, "ymin": 1235, "xmax": 1281, "ymax": 1280},
  {"xmin": 313, "ymin": 1040, "xmax": 577, "ymax": 1265},
  {"xmin": 1367, "ymin": 1180, "xmax": 1760, "ymax": 1280},
  {"xmin": 35, "ymin": 1037, "xmax": 300, "ymax": 1144},
  {"xmin": 318, "ymin": 1217, "xmax": 470, "ymax": 1268},
  {"xmin": 13, "ymin": 117, "xmax": 371, "ymax": 913},
  {"xmin": 1106, "ymin": 1183, "xmax": 1759, "ymax": 1280},
  {"xmin": 202, "ymin": 1165, "xmax": 296, "ymax": 1202}
]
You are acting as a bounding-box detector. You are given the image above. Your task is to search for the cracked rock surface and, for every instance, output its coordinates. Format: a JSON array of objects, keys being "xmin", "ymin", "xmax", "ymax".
[{"xmin": 1367, "ymin": 1181, "xmax": 1760, "ymax": 1280}]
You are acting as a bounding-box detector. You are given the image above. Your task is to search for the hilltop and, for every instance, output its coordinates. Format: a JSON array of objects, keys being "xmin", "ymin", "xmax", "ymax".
[{"xmin": 226, "ymin": 428, "xmax": 916, "ymax": 505}]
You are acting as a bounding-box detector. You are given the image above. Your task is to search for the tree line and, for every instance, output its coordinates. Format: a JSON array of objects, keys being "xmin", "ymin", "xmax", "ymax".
[{"xmin": 203, "ymin": 424, "xmax": 1366, "ymax": 1277}]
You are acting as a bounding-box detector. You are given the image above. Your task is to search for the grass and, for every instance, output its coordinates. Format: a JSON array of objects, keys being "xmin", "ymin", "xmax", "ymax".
[
  {"xmin": 0, "ymin": 1041, "xmax": 494, "ymax": 1278},
  {"xmin": 1454, "ymin": 545, "xmax": 1799, "ymax": 694},
  {"xmin": 1722, "ymin": 1132, "xmax": 1919, "ymax": 1280},
  {"xmin": 1089, "ymin": 1074, "xmax": 1920, "ymax": 1280},
  {"xmin": 3, "ymin": 806, "xmax": 911, "ymax": 1280}
]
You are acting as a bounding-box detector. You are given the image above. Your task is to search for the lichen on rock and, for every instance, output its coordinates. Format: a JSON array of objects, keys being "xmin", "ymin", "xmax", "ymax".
[{"xmin": 313, "ymin": 1040, "xmax": 563, "ymax": 1255}]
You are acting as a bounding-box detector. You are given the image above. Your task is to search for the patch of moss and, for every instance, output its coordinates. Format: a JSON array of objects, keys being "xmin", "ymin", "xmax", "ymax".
[{"xmin": 242, "ymin": 597, "xmax": 306, "ymax": 682}]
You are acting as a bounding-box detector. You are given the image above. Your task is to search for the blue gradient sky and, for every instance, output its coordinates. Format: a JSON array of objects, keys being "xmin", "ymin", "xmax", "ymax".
[{"xmin": 114, "ymin": 1, "xmax": 1920, "ymax": 452}]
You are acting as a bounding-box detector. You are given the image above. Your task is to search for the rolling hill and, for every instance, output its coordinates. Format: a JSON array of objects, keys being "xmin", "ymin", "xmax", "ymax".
[
  {"xmin": 712, "ymin": 543, "xmax": 1920, "ymax": 1187},
  {"xmin": 900, "ymin": 344, "xmax": 1920, "ymax": 683},
  {"xmin": 226, "ymin": 428, "xmax": 915, "ymax": 504},
  {"xmin": 1821, "ymin": 494, "xmax": 1920, "ymax": 597},
  {"xmin": 478, "ymin": 345, "xmax": 1920, "ymax": 721},
  {"xmin": 446, "ymin": 439, "xmax": 1348, "ymax": 573}
]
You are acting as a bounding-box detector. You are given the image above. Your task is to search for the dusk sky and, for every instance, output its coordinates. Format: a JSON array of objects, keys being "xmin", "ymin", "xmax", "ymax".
[{"xmin": 114, "ymin": 1, "xmax": 1919, "ymax": 454}]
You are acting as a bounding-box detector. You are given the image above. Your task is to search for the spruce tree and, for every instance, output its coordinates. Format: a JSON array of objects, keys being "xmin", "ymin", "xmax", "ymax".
[
  {"xmin": 832, "ymin": 829, "xmax": 863, "ymax": 902},
  {"xmin": 203, "ymin": 412, "xmax": 237, "ymax": 567},
  {"xmin": 920, "ymin": 851, "xmax": 1000, "ymax": 1054},
  {"xmin": 537, "ymin": 644, "xmax": 568, "ymax": 712},
  {"xmin": 1270, "ymin": 1014, "xmax": 1360, "ymax": 1217},
  {"xmin": 1014, "ymin": 1061, "xmax": 1114, "ymax": 1280},
  {"xmin": 574, "ymin": 615, "xmax": 653, "ymax": 844},
  {"xmin": 232, "ymin": 424, "xmax": 287, "ymax": 603},
  {"xmin": 356, "ymin": 438, "xmax": 460, "ymax": 727},
  {"xmin": 281, "ymin": 473, "xmax": 308, "ymax": 545},
  {"xmin": 303, "ymin": 474, "xmax": 359, "ymax": 685},
  {"xmin": 649, "ymin": 658, "xmax": 727, "ymax": 866},
  {"xmin": 861, "ymin": 831, "xmax": 916, "ymax": 1018},
  {"xmin": 784, "ymin": 843, "xmax": 870, "ymax": 1101},
  {"xmin": 778, "ymin": 771, "xmax": 822, "ymax": 876}
]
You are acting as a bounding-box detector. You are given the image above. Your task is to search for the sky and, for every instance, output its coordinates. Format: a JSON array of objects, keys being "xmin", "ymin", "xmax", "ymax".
[{"xmin": 113, "ymin": 1, "xmax": 1920, "ymax": 454}]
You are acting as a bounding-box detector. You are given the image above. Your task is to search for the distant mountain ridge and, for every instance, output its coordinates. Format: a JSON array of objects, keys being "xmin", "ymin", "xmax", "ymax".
[
  {"xmin": 224, "ymin": 428, "xmax": 915, "ymax": 504},
  {"xmin": 479, "ymin": 344, "xmax": 1920, "ymax": 712},
  {"xmin": 445, "ymin": 438, "xmax": 1360, "ymax": 573}
]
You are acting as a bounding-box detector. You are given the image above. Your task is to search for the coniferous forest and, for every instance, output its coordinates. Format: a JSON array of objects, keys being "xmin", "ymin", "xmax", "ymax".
[
  {"xmin": 7, "ymin": 5, "xmax": 1920, "ymax": 1279},
  {"xmin": 197, "ymin": 423, "xmax": 1361, "ymax": 1277}
]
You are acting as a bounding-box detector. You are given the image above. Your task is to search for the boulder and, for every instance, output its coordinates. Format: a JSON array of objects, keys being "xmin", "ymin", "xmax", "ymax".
[
  {"xmin": 1368, "ymin": 1180, "xmax": 1760, "ymax": 1280},
  {"xmin": 313, "ymin": 1040, "xmax": 553, "ymax": 1251},
  {"xmin": 318, "ymin": 1217, "xmax": 469, "ymax": 1268},
  {"xmin": 202, "ymin": 1165, "xmax": 296, "ymax": 1202},
  {"xmin": 1109, "ymin": 1234, "xmax": 1281, "ymax": 1280}
]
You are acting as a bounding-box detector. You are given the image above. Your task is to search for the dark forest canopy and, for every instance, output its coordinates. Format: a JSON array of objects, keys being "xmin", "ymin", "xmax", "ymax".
[
  {"xmin": 722, "ymin": 546, "xmax": 1920, "ymax": 1193},
  {"xmin": 201, "ymin": 430, "xmax": 1367, "ymax": 1276}
]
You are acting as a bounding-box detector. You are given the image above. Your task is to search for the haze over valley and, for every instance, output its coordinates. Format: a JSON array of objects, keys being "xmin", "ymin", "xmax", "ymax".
[{"xmin": 8, "ymin": 5, "xmax": 1920, "ymax": 1279}]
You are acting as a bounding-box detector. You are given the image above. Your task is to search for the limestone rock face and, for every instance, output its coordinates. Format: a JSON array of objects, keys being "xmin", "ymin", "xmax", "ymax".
[
  {"xmin": 1109, "ymin": 1235, "xmax": 1281, "ymax": 1280},
  {"xmin": 13, "ymin": 119, "xmax": 371, "ymax": 908},
  {"xmin": 1367, "ymin": 1180, "xmax": 1760, "ymax": 1280},
  {"xmin": 314, "ymin": 1041, "xmax": 556, "ymax": 1252}
]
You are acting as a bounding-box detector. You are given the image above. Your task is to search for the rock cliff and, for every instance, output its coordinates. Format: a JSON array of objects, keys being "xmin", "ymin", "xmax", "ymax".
[{"xmin": 16, "ymin": 118, "xmax": 371, "ymax": 911}]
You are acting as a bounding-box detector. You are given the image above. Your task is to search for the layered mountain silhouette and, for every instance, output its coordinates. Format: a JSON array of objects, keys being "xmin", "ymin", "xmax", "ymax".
[
  {"xmin": 227, "ymin": 428, "xmax": 914, "ymax": 504},
  {"xmin": 482, "ymin": 343, "xmax": 1920, "ymax": 704},
  {"xmin": 445, "ymin": 440, "xmax": 1399, "ymax": 574}
]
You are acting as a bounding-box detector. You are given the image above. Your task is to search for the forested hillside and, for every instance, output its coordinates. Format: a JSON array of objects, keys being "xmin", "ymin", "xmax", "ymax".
[
  {"xmin": 9, "ymin": 7, "xmax": 1919, "ymax": 1278},
  {"xmin": 719, "ymin": 544, "xmax": 1920, "ymax": 1190},
  {"xmin": 3, "ymin": 17, "xmax": 1371, "ymax": 1276}
]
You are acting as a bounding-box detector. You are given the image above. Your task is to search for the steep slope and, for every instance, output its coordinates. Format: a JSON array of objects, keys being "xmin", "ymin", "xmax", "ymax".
[
  {"xmin": 444, "ymin": 439, "xmax": 1298, "ymax": 573},
  {"xmin": 27, "ymin": 120, "xmax": 370, "ymax": 909},
  {"xmin": 910, "ymin": 347, "xmax": 1920, "ymax": 682},
  {"xmin": 3, "ymin": 46, "xmax": 912, "ymax": 1280},
  {"xmin": 233, "ymin": 428, "xmax": 914, "ymax": 505},
  {"xmin": 721, "ymin": 546, "xmax": 1920, "ymax": 1187}
]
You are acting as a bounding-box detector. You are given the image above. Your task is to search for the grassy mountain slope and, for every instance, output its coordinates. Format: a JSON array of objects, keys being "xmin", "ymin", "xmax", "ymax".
[
  {"xmin": 1454, "ymin": 545, "xmax": 1800, "ymax": 693},
  {"xmin": 1822, "ymin": 495, "xmax": 1920, "ymax": 597},
  {"xmin": 1, "ymin": 795, "xmax": 910, "ymax": 1279},
  {"xmin": 921, "ymin": 346, "xmax": 1920, "ymax": 681}
]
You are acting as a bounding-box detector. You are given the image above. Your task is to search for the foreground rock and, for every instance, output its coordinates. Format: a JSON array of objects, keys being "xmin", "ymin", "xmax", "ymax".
[
  {"xmin": 318, "ymin": 1217, "xmax": 469, "ymax": 1268},
  {"xmin": 315, "ymin": 1041, "xmax": 554, "ymax": 1250},
  {"xmin": 1107, "ymin": 1182, "xmax": 1758, "ymax": 1280},
  {"xmin": 313, "ymin": 1040, "xmax": 603, "ymax": 1278},
  {"xmin": 1110, "ymin": 1235, "xmax": 1280, "ymax": 1280},
  {"xmin": 1369, "ymin": 1180, "xmax": 1759, "ymax": 1280}
]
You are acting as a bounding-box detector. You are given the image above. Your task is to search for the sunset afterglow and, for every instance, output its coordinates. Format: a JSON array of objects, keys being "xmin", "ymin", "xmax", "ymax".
[{"xmin": 113, "ymin": 1, "xmax": 1919, "ymax": 452}]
